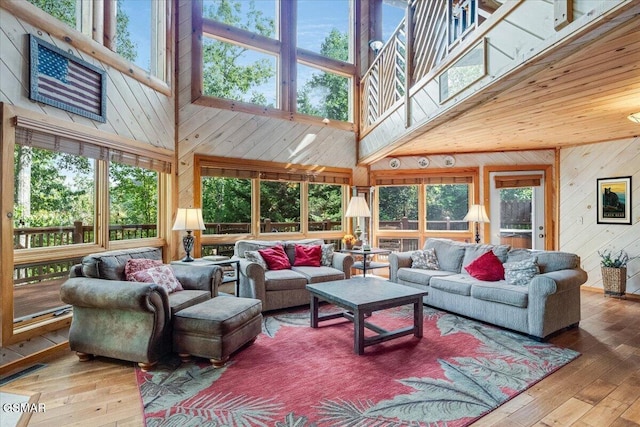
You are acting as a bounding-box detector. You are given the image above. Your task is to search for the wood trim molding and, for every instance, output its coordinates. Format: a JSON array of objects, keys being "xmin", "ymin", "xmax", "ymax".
[{"xmin": 0, "ymin": 341, "xmax": 69, "ymax": 377}]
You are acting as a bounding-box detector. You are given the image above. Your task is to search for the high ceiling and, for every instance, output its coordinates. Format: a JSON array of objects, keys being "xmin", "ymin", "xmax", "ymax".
[{"xmin": 384, "ymin": 5, "xmax": 640, "ymax": 157}]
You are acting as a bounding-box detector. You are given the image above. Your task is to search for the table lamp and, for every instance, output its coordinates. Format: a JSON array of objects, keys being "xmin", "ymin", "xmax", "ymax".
[
  {"xmin": 172, "ymin": 208, "xmax": 206, "ymax": 262},
  {"xmin": 345, "ymin": 196, "xmax": 371, "ymax": 248},
  {"xmin": 463, "ymin": 204, "xmax": 490, "ymax": 244}
]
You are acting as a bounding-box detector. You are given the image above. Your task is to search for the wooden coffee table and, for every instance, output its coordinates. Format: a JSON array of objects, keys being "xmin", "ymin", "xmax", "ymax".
[{"xmin": 306, "ymin": 277, "xmax": 427, "ymax": 355}]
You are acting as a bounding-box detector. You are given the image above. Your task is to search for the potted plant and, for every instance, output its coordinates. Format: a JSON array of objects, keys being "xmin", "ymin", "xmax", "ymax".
[
  {"xmin": 342, "ymin": 234, "xmax": 357, "ymax": 250},
  {"xmin": 598, "ymin": 249, "xmax": 629, "ymax": 298}
]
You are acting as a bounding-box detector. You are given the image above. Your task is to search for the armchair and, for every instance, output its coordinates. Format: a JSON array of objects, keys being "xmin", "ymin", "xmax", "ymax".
[{"xmin": 60, "ymin": 247, "xmax": 222, "ymax": 370}]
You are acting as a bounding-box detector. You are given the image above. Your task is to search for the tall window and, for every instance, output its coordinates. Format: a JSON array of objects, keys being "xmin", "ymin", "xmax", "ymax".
[
  {"xmin": 195, "ymin": 0, "xmax": 356, "ymax": 125},
  {"xmin": 308, "ymin": 183, "xmax": 342, "ymax": 231},
  {"xmin": 425, "ymin": 183, "xmax": 470, "ymax": 231},
  {"xmin": 378, "ymin": 185, "xmax": 418, "ymax": 230},
  {"xmin": 201, "ymin": 176, "xmax": 252, "ymax": 235},
  {"xmin": 260, "ymin": 181, "xmax": 301, "ymax": 233}
]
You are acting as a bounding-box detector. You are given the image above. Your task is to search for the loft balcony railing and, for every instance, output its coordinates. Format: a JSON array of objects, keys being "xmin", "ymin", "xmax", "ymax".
[{"xmin": 361, "ymin": 0, "xmax": 493, "ymax": 135}]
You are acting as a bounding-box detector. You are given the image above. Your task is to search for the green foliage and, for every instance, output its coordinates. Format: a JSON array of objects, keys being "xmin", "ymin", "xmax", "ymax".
[
  {"xmin": 297, "ymin": 29, "xmax": 350, "ymax": 122},
  {"xmin": 109, "ymin": 163, "xmax": 157, "ymax": 224},
  {"xmin": 379, "ymin": 186, "xmax": 418, "ymax": 221},
  {"xmin": 115, "ymin": 0, "xmax": 137, "ymax": 62},
  {"xmin": 426, "ymin": 184, "xmax": 469, "ymax": 221},
  {"xmin": 260, "ymin": 181, "xmax": 300, "ymax": 223},
  {"xmin": 598, "ymin": 249, "xmax": 629, "ymax": 268},
  {"xmin": 28, "ymin": 0, "xmax": 76, "ymax": 27},
  {"xmin": 201, "ymin": 177, "xmax": 252, "ymax": 223},
  {"xmin": 500, "ymin": 188, "xmax": 532, "ymax": 202},
  {"xmin": 202, "ymin": 0, "xmax": 275, "ymax": 105},
  {"xmin": 308, "ymin": 184, "xmax": 342, "ymax": 222}
]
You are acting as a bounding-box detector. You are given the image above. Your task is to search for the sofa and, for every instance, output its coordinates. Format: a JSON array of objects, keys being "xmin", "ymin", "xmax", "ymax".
[
  {"xmin": 389, "ymin": 238, "xmax": 588, "ymax": 340},
  {"xmin": 233, "ymin": 239, "xmax": 354, "ymax": 311},
  {"xmin": 60, "ymin": 247, "xmax": 223, "ymax": 370}
]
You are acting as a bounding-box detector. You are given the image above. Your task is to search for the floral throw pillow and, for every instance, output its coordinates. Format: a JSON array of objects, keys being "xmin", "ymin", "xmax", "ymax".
[
  {"xmin": 125, "ymin": 258, "xmax": 162, "ymax": 282},
  {"xmin": 411, "ymin": 248, "xmax": 440, "ymax": 270},
  {"xmin": 131, "ymin": 265, "xmax": 184, "ymax": 294},
  {"xmin": 321, "ymin": 243, "xmax": 335, "ymax": 267},
  {"xmin": 504, "ymin": 257, "xmax": 539, "ymax": 286},
  {"xmin": 245, "ymin": 250, "xmax": 268, "ymax": 270}
]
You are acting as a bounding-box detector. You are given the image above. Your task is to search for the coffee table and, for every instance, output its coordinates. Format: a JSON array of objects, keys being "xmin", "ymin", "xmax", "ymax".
[{"xmin": 306, "ymin": 277, "xmax": 427, "ymax": 355}]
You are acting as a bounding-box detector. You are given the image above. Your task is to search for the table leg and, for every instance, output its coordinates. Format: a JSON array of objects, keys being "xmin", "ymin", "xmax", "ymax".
[
  {"xmin": 413, "ymin": 298, "xmax": 423, "ymax": 338},
  {"xmin": 310, "ymin": 295, "xmax": 319, "ymax": 328},
  {"xmin": 234, "ymin": 262, "xmax": 240, "ymax": 297},
  {"xmin": 362, "ymin": 253, "xmax": 368, "ymax": 277},
  {"xmin": 354, "ymin": 309, "xmax": 365, "ymax": 354}
]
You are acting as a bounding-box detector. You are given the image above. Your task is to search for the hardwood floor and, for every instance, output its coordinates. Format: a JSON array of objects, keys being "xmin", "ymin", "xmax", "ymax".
[{"xmin": 1, "ymin": 288, "xmax": 639, "ymax": 427}]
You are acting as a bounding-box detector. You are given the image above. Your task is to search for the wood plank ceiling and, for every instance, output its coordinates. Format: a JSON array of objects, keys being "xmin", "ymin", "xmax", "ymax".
[{"xmin": 384, "ymin": 8, "xmax": 640, "ymax": 157}]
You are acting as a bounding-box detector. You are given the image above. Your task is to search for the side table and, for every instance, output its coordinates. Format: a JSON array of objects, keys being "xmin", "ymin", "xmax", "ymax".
[
  {"xmin": 339, "ymin": 248, "xmax": 391, "ymax": 277},
  {"xmin": 171, "ymin": 257, "xmax": 240, "ymax": 296}
]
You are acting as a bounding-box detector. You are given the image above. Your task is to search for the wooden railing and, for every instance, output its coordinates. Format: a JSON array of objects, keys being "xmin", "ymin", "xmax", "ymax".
[{"xmin": 360, "ymin": 0, "xmax": 489, "ymax": 135}]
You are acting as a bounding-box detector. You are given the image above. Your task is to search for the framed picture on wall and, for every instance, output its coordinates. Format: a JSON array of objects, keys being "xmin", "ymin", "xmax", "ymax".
[{"xmin": 596, "ymin": 176, "xmax": 632, "ymax": 225}]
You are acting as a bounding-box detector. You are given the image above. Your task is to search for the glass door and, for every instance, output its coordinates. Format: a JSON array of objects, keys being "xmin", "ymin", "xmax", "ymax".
[{"xmin": 489, "ymin": 171, "xmax": 545, "ymax": 249}]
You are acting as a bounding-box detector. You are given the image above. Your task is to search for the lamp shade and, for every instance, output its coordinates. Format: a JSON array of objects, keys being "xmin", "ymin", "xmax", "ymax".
[
  {"xmin": 463, "ymin": 204, "xmax": 490, "ymax": 223},
  {"xmin": 345, "ymin": 196, "xmax": 371, "ymax": 218},
  {"xmin": 172, "ymin": 208, "xmax": 206, "ymax": 231}
]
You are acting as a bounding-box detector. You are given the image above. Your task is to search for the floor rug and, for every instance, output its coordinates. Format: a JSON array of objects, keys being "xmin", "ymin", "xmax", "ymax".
[{"xmin": 136, "ymin": 305, "xmax": 579, "ymax": 426}]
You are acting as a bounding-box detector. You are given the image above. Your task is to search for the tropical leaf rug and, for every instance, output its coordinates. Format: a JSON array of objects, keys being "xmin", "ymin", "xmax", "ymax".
[{"xmin": 136, "ymin": 305, "xmax": 579, "ymax": 426}]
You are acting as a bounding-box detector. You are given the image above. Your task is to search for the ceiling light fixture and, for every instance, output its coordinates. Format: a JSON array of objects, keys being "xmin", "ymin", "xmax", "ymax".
[{"xmin": 627, "ymin": 112, "xmax": 640, "ymax": 124}]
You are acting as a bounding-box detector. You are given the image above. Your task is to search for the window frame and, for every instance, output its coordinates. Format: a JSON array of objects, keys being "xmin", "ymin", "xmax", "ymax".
[
  {"xmin": 372, "ymin": 167, "xmax": 480, "ymax": 249},
  {"xmin": 194, "ymin": 155, "xmax": 352, "ymax": 255},
  {"xmin": 191, "ymin": 0, "xmax": 357, "ymax": 130},
  {"xmin": 0, "ymin": 103, "xmax": 174, "ymax": 346}
]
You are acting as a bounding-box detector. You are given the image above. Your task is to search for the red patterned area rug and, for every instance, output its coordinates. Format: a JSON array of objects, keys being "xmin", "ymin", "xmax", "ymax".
[{"xmin": 136, "ymin": 305, "xmax": 579, "ymax": 426}]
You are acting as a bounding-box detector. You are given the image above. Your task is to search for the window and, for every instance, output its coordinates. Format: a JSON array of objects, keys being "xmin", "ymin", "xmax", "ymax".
[
  {"xmin": 308, "ymin": 183, "xmax": 342, "ymax": 231},
  {"xmin": 201, "ymin": 176, "xmax": 252, "ymax": 235},
  {"xmin": 260, "ymin": 181, "xmax": 301, "ymax": 233},
  {"xmin": 378, "ymin": 185, "xmax": 418, "ymax": 230},
  {"xmin": 109, "ymin": 162, "xmax": 158, "ymax": 241},
  {"xmin": 25, "ymin": 0, "xmax": 168, "ymax": 81},
  {"xmin": 425, "ymin": 183, "xmax": 470, "ymax": 231},
  {"xmin": 194, "ymin": 0, "xmax": 357, "ymax": 125}
]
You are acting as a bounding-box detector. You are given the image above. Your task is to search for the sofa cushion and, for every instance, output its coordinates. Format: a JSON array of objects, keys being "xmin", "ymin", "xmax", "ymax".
[
  {"xmin": 264, "ymin": 269, "xmax": 309, "ymax": 291},
  {"xmin": 504, "ymin": 256, "xmax": 539, "ymax": 286},
  {"xmin": 471, "ymin": 282, "xmax": 528, "ymax": 308},
  {"xmin": 423, "ymin": 238, "xmax": 466, "ymax": 273},
  {"xmin": 82, "ymin": 247, "xmax": 162, "ymax": 280},
  {"xmin": 125, "ymin": 258, "xmax": 163, "ymax": 281},
  {"xmin": 461, "ymin": 244, "xmax": 511, "ymax": 271},
  {"xmin": 245, "ymin": 250, "xmax": 268, "ymax": 269},
  {"xmin": 168, "ymin": 289, "xmax": 211, "ymax": 315},
  {"xmin": 284, "ymin": 239, "xmax": 324, "ymax": 264},
  {"xmin": 291, "ymin": 266, "xmax": 344, "ymax": 283},
  {"xmin": 397, "ymin": 267, "xmax": 453, "ymax": 286},
  {"xmin": 320, "ymin": 244, "xmax": 335, "ymax": 267},
  {"xmin": 235, "ymin": 240, "xmax": 282, "ymax": 258},
  {"xmin": 506, "ymin": 249, "xmax": 579, "ymax": 273},
  {"xmin": 259, "ymin": 245, "xmax": 291, "ymax": 270},
  {"xmin": 293, "ymin": 244, "xmax": 322, "ymax": 267},
  {"xmin": 430, "ymin": 274, "xmax": 474, "ymax": 296},
  {"xmin": 464, "ymin": 251, "xmax": 505, "ymax": 281},
  {"xmin": 410, "ymin": 248, "xmax": 440, "ymax": 270}
]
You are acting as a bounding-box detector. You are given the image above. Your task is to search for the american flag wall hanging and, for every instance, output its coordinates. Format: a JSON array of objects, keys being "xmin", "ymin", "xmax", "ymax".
[{"xmin": 29, "ymin": 35, "xmax": 107, "ymax": 123}]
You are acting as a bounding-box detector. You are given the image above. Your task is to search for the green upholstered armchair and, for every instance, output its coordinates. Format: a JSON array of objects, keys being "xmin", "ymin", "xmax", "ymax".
[{"xmin": 60, "ymin": 247, "xmax": 222, "ymax": 371}]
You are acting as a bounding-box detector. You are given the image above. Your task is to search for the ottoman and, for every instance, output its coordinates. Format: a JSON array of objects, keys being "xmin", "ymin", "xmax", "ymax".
[{"xmin": 173, "ymin": 296, "xmax": 262, "ymax": 367}]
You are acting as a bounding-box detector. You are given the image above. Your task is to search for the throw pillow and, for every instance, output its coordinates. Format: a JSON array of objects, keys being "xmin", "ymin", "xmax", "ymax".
[
  {"xmin": 125, "ymin": 258, "xmax": 163, "ymax": 282},
  {"xmin": 504, "ymin": 256, "xmax": 539, "ymax": 286},
  {"xmin": 258, "ymin": 245, "xmax": 291, "ymax": 270},
  {"xmin": 411, "ymin": 248, "xmax": 440, "ymax": 270},
  {"xmin": 293, "ymin": 244, "xmax": 322, "ymax": 267},
  {"xmin": 464, "ymin": 251, "xmax": 505, "ymax": 281},
  {"xmin": 245, "ymin": 250, "xmax": 268, "ymax": 270},
  {"xmin": 131, "ymin": 265, "xmax": 184, "ymax": 294},
  {"xmin": 320, "ymin": 243, "xmax": 335, "ymax": 267}
]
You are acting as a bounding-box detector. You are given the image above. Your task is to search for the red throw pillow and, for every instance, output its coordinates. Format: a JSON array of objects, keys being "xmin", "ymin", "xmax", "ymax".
[
  {"xmin": 465, "ymin": 251, "xmax": 505, "ymax": 281},
  {"xmin": 293, "ymin": 244, "xmax": 322, "ymax": 267},
  {"xmin": 125, "ymin": 258, "xmax": 163, "ymax": 281},
  {"xmin": 258, "ymin": 245, "xmax": 291, "ymax": 270}
]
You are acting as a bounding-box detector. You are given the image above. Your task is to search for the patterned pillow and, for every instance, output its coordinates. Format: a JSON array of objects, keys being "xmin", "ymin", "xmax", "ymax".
[
  {"xmin": 245, "ymin": 250, "xmax": 268, "ymax": 270},
  {"xmin": 320, "ymin": 243, "xmax": 335, "ymax": 267},
  {"xmin": 125, "ymin": 258, "xmax": 163, "ymax": 282},
  {"xmin": 504, "ymin": 256, "xmax": 539, "ymax": 286},
  {"xmin": 411, "ymin": 248, "xmax": 440, "ymax": 270},
  {"xmin": 131, "ymin": 265, "xmax": 183, "ymax": 294}
]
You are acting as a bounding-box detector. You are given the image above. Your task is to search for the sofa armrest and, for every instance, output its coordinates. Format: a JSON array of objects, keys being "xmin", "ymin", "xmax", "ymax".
[
  {"xmin": 171, "ymin": 264, "xmax": 223, "ymax": 297},
  {"xmin": 237, "ymin": 259, "xmax": 267, "ymax": 303},
  {"xmin": 60, "ymin": 277, "xmax": 169, "ymax": 315},
  {"xmin": 529, "ymin": 268, "xmax": 588, "ymax": 298},
  {"xmin": 388, "ymin": 252, "xmax": 413, "ymax": 282},
  {"xmin": 331, "ymin": 252, "xmax": 354, "ymax": 279}
]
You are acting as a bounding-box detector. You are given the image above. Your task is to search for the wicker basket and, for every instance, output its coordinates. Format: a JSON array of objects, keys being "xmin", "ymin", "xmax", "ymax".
[{"xmin": 601, "ymin": 266, "xmax": 627, "ymax": 297}]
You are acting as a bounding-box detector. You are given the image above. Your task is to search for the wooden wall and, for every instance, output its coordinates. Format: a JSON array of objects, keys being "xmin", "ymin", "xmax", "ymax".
[
  {"xmin": 176, "ymin": 0, "xmax": 357, "ymax": 210},
  {"xmin": 560, "ymin": 138, "xmax": 640, "ymax": 295},
  {"xmin": 0, "ymin": 8, "xmax": 174, "ymax": 149}
]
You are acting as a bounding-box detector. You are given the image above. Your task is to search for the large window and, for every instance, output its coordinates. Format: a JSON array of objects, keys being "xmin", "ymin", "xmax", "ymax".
[
  {"xmin": 308, "ymin": 183, "xmax": 342, "ymax": 231},
  {"xmin": 202, "ymin": 176, "xmax": 252, "ymax": 235},
  {"xmin": 195, "ymin": 0, "xmax": 356, "ymax": 126},
  {"xmin": 378, "ymin": 185, "xmax": 419, "ymax": 230},
  {"xmin": 425, "ymin": 183, "xmax": 470, "ymax": 231}
]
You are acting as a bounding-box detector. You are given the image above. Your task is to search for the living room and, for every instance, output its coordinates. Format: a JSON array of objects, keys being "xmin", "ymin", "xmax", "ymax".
[{"xmin": 1, "ymin": 0, "xmax": 639, "ymax": 425}]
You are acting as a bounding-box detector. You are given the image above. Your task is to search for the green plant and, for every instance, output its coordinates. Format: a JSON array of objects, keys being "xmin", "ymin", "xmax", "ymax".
[{"xmin": 598, "ymin": 249, "xmax": 629, "ymax": 268}]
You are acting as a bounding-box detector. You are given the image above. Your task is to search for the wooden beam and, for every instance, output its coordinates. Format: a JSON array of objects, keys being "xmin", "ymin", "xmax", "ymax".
[
  {"xmin": 191, "ymin": 0, "xmax": 204, "ymax": 103},
  {"xmin": 202, "ymin": 18, "xmax": 282, "ymax": 55},
  {"xmin": 554, "ymin": 0, "xmax": 573, "ymax": 31}
]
